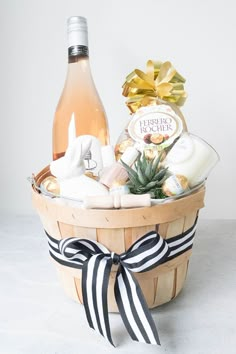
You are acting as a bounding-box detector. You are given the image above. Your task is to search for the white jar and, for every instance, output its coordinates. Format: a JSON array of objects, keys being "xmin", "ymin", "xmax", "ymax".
[{"xmin": 163, "ymin": 133, "xmax": 220, "ymax": 187}]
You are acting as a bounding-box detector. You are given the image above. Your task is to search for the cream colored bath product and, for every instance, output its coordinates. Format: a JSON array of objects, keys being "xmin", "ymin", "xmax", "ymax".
[
  {"xmin": 99, "ymin": 145, "xmax": 116, "ymax": 179},
  {"xmin": 84, "ymin": 193, "xmax": 151, "ymax": 209},
  {"xmin": 59, "ymin": 174, "xmax": 109, "ymax": 201},
  {"xmin": 99, "ymin": 146, "xmax": 140, "ymax": 188},
  {"xmin": 162, "ymin": 174, "xmax": 189, "ymax": 197},
  {"xmin": 101, "ymin": 145, "xmax": 116, "ymax": 168}
]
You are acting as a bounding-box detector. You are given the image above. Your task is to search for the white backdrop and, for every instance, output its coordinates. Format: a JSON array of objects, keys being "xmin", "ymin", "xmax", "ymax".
[{"xmin": 0, "ymin": 0, "xmax": 235, "ymax": 218}]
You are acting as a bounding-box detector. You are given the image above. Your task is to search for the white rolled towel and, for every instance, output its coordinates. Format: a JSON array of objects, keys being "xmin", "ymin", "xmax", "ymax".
[{"xmin": 50, "ymin": 135, "xmax": 102, "ymax": 180}]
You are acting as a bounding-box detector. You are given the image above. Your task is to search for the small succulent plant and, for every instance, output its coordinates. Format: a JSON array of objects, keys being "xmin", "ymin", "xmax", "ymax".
[{"xmin": 121, "ymin": 152, "xmax": 168, "ymax": 199}]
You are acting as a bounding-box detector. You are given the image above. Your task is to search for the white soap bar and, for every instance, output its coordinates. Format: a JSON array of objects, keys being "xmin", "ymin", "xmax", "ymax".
[{"xmin": 60, "ymin": 175, "xmax": 109, "ymax": 201}]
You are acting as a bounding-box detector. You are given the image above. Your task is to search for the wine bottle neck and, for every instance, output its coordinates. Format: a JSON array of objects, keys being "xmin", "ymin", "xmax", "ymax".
[
  {"xmin": 67, "ymin": 54, "xmax": 92, "ymax": 79},
  {"xmin": 68, "ymin": 45, "xmax": 89, "ymax": 62},
  {"xmin": 67, "ymin": 16, "xmax": 89, "ymax": 61}
]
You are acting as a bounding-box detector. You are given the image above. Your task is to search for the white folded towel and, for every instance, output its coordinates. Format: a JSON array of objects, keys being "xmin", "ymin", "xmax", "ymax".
[{"xmin": 60, "ymin": 175, "xmax": 109, "ymax": 201}]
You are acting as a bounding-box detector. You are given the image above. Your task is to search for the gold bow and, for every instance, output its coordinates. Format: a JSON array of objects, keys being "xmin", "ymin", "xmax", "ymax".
[{"xmin": 122, "ymin": 60, "xmax": 187, "ymax": 113}]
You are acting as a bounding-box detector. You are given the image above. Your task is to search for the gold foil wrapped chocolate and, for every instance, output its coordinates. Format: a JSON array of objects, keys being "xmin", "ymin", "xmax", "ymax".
[
  {"xmin": 143, "ymin": 147, "xmax": 167, "ymax": 162},
  {"xmin": 40, "ymin": 176, "xmax": 60, "ymax": 195},
  {"xmin": 115, "ymin": 137, "xmax": 134, "ymax": 160},
  {"xmin": 122, "ymin": 60, "xmax": 187, "ymax": 113},
  {"xmin": 162, "ymin": 174, "xmax": 189, "ymax": 197},
  {"xmin": 143, "ymin": 147, "xmax": 159, "ymax": 161}
]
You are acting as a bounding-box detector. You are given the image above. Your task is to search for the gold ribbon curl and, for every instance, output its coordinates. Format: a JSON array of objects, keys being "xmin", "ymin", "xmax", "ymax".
[{"xmin": 122, "ymin": 60, "xmax": 187, "ymax": 113}]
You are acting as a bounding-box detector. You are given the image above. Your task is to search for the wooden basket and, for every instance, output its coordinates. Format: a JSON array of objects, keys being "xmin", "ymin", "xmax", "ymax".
[{"xmin": 32, "ymin": 166, "xmax": 205, "ymax": 312}]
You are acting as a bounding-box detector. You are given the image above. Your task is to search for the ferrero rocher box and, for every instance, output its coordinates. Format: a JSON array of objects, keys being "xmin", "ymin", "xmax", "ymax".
[{"xmin": 115, "ymin": 60, "xmax": 188, "ymax": 161}]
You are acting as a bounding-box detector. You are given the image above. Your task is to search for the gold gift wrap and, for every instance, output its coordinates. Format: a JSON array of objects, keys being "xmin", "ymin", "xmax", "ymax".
[{"xmin": 122, "ymin": 60, "xmax": 187, "ymax": 113}]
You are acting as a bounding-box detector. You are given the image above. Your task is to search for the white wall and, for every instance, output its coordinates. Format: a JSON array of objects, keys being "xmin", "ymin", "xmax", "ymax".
[{"xmin": 0, "ymin": 0, "xmax": 235, "ymax": 218}]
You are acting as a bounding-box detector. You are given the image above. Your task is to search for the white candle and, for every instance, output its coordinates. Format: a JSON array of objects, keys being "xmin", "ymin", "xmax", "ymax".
[
  {"xmin": 164, "ymin": 133, "xmax": 219, "ymax": 187},
  {"xmin": 68, "ymin": 113, "xmax": 76, "ymax": 146}
]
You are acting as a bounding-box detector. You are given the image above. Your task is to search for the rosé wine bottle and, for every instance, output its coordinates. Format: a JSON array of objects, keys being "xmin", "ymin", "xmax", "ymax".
[{"xmin": 53, "ymin": 16, "xmax": 109, "ymax": 176}]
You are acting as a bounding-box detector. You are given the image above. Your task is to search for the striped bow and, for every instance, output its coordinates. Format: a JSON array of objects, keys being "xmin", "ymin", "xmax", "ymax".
[{"xmin": 46, "ymin": 220, "xmax": 197, "ymax": 346}]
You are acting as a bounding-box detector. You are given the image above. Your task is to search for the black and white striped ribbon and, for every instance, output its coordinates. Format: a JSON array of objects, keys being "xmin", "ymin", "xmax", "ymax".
[{"xmin": 45, "ymin": 218, "xmax": 197, "ymax": 346}]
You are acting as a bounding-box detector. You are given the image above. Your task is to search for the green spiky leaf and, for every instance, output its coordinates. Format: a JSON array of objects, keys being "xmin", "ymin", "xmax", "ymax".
[
  {"xmin": 144, "ymin": 160, "xmax": 153, "ymax": 180},
  {"xmin": 120, "ymin": 159, "xmax": 138, "ymax": 180},
  {"xmin": 152, "ymin": 167, "xmax": 169, "ymax": 182},
  {"xmin": 137, "ymin": 165, "xmax": 149, "ymax": 184},
  {"xmin": 150, "ymin": 153, "xmax": 163, "ymax": 179}
]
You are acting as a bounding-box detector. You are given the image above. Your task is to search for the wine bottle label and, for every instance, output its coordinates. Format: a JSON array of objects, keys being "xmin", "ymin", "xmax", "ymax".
[
  {"xmin": 128, "ymin": 105, "xmax": 183, "ymax": 150},
  {"xmin": 68, "ymin": 45, "xmax": 89, "ymax": 57}
]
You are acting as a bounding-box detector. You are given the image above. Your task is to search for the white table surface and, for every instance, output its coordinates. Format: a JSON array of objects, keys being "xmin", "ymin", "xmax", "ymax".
[{"xmin": 0, "ymin": 214, "xmax": 235, "ymax": 354}]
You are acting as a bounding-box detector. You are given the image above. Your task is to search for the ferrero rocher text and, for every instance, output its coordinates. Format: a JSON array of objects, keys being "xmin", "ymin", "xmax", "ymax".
[{"xmin": 139, "ymin": 117, "xmax": 173, "ymax": 133}]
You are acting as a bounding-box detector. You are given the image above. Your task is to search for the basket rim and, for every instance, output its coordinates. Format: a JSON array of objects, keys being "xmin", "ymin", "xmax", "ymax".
[{"xmin": 31, "ymin": 166, "xmax": 205, "ymax": 228}]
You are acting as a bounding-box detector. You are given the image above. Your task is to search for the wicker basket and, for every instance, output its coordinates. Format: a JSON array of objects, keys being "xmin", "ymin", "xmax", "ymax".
[{"xmin": 32, "ymin": 166, "xmax": 205, "ymax": 312}]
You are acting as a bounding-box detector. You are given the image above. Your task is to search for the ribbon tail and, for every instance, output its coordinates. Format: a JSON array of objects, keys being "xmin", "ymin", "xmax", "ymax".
[
  {"xmin": 115, "ymin": 267, "xmax": 160, "ymax": 345},
  {"xmin": 82, "ymin": 255, "xmax": 114, "ymax": 346}
]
